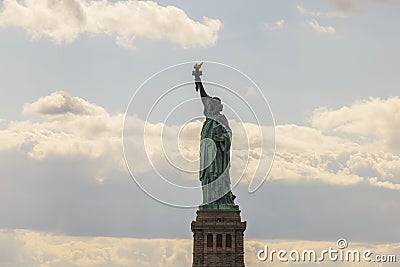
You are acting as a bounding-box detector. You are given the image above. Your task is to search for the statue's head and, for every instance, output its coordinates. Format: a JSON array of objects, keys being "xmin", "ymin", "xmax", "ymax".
[{"xmin": 212, "ymin": 97, "xmax": 223, "ymax": 113}]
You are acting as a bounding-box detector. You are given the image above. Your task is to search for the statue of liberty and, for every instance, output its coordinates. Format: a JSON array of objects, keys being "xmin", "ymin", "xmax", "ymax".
[{"xmin": 193, "ymin": 63, "xmax": 238, "ymax": 210}]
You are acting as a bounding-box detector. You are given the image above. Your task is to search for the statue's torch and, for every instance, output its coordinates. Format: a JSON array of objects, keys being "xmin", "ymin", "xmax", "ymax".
[{"xmin": 192, "ymin": 62, "xmax": 203, "ymax": 92}]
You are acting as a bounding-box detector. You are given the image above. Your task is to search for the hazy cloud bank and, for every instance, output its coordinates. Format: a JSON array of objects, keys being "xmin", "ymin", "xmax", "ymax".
[
  {"xmin": 0, "ymin": 92, "xmax": 399, "ymax": 241},
  {"xmin": 1, "ymin": 91, "xmax": 399, "ymax": 191},
  {"xmin": 0, "ymin": 229, "xmax": 398, "ymax": 267}
]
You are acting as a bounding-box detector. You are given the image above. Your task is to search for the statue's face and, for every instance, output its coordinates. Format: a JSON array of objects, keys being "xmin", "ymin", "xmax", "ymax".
[{"xmin": 211, "ymin": 98, "xmax": 223, "ymax": 114}]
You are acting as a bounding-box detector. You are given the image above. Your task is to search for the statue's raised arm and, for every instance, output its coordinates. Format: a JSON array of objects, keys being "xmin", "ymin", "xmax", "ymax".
[{"xmin": 196, "ymin": 78, "xmax": 208, "ymax": 98}]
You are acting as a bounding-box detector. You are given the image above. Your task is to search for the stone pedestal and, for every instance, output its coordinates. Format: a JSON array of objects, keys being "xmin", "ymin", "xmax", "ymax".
[{"xmin": 191, "ymin": 210, "xmax": 246, "ymax": 267}]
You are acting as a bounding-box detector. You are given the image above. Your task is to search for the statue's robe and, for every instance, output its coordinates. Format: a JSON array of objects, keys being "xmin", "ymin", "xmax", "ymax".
[{"xmin": 199, "ymin": 96, "xmax": 235, "ymax": 205}]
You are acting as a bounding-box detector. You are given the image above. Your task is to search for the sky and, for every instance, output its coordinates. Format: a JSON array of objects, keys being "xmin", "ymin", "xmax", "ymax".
[{"xmin": 0, "ymin": 0, "xmax": 399, "ymax": 266}]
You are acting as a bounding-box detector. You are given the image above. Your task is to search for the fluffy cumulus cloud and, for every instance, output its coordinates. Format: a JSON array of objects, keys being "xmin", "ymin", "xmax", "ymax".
[
  {"xmin": 311, "ymin": 97, "xmax": 400, "ymax": 151},
  {"xmin": 243, "ymin": 97, "xmax": 400, "ymax": 189},
  {"xmin": 0, "ymin": 92, "xmax": 399, "ymax": 191},
  {"xmin": 271, "ymin": 124, "xmax": 363, "ymax": 185},
  {"xmin": 0, "ymin": 91, "xmax": 125, "ymax": 186},
  {"xmin": 23, "ymin": 91, "xmax": 107, "ymax": 116},
  {"xmin": 0, "ymin": 0, "xmax": 222, "ymax": 48},
  {"xmin": 0, "ymin": 229, "xmax": 398, "ymax": 266}
]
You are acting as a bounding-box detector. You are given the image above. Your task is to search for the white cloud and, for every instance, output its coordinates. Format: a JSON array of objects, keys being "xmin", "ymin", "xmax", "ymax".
[
  {"xmin": 305, "ymin": 97, "xmax": 400, "ymax": 190},
  {"xmin": 1, "ymin": 92, "xmax": 399, "ymax": 190},
  {"xmin": 311, "ymin": 97, "xmax": 400, "ymax": 151},
  {"xmin": 369, "ymin": 177, "xmax": 400, "ymax": 191},
  {"xmin": 0, "ymin": 91, "xmax": 126, "ymax": 185},
  {"xmin": 265, "ymin": 19, "xmax": 285, "ymax": 31},
  {"xmin": 23, "ymin": 91, "xmax": 107, "ymax": 116},
  {"xmin": 252, "ymin": 97, "xmax": 400, "ymax": 189},
  {"xmin": 270, "ymin": 124, "xmax": 364, "ymax": 186},
  {"xmin": 0, "ymin": 229, "xmax": 398, "ymax": 267},
  {"xmin": 307, "ymin": 19, "xmax": 336, "ymax": 34},
  {"xmin": 0, "ymin": 0, "xmax": 222, "ymax": 49}
]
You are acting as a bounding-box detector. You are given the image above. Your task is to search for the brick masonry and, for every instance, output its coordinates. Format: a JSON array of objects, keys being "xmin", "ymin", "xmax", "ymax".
[{"xmin": 191, "ymin": 210, "xmax": 246, "ymax": 267}]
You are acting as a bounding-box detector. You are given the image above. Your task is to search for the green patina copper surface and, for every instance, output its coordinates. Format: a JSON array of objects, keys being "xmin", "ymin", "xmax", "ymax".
[{"xmin": 193, "ymin": 64, "xmax": 239, "ymax": 211}]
